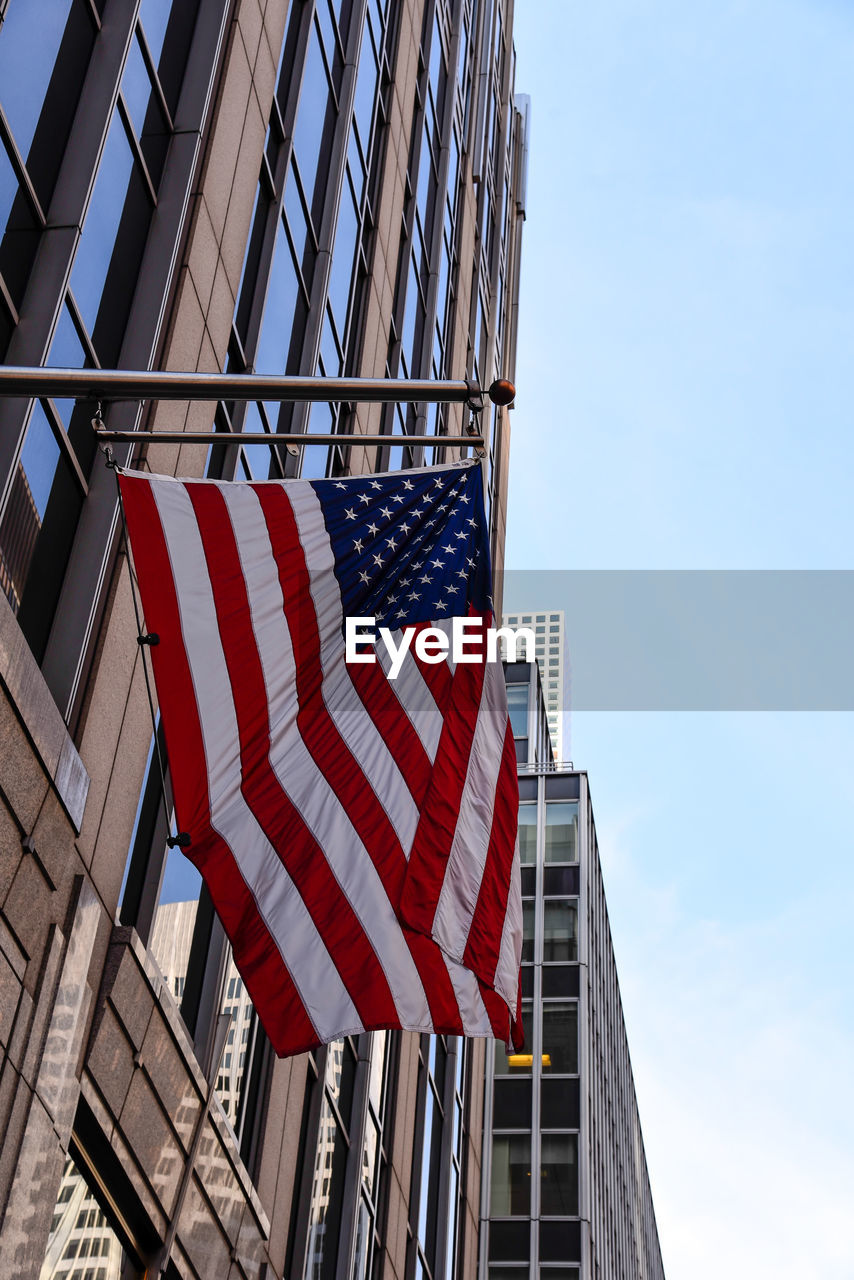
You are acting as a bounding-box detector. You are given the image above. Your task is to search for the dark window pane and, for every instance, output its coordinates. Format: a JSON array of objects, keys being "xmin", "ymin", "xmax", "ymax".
[
  {"xmin": 542, "ymin": 1003, "xmax": 578, "ymax": 1075},
  {"xmin": 488, "ymin": 1220, "xmax": 530, "ymax": 1262},
  {"xmin": 0, "ymin": 144, "xmax": 42, "ymax": 308},
  {"xmin": 541, "ymin": 1079, "xmax": 579, "ymax": 1130},
  {"xmin": 521, "ymin": 899, "xmax": 534, "ymax": 964},
  {"xmin": 493, "ymin": 1079, "xmax": 531, "ymax": 1129},
  {"xmin": 122, "ymin": 31, "xmax": 170, "ymax": 185},
  {"xmin": 18, "ymin": 400, "xmax": 60, "ymax": 519},
  {"xmin": 540, "ymin": 1220, "xmax": 581, "ymax": 1263},
  {"xmin": 514, "ymin": 738, "xmax": 528, "ymax": 764},
  {"xmin": 544, "ymin": 802, "xmax": 578, "ymax": 863},
  {"xmin": 543, "ymin": 901, "xmax": 577, "ymax": 963},
  {"xmin": 490, "ymin": 1134, "xmax": 530, "ymax": 1216},
  {"xmin": 543, "ymin": 866, "xmax": 579, "ymax": 897},
  {"xmin": 518, "ymin": 777, "xmax": 537, "ymax": 802},
  {"xmin": 545, "ymin": 775, "xmax": 579, "ymax": 800},
  {"xmin": 540, "ymin": 1135, "xmax": 578, "ymax": 1216},
  {"xmin": 490, "ymin": 1270, "xmax": 529, "ymax": 1280},
  {"xmin": 518, "ymin": 802, "xmax": 536, "ymax": 864},
  {"xmin": 520, "ymin": 866, "xmax": 536, "ymax": 898},
  {"xmin": 520, "ymin": 965, "xmax": 534, "ymax": 1000},
  {"xmin": 542, "ymin": 966, "xmax": 579, "ymax": 999},
  {"xmin": 0, "ymin": 133, "xmax": 18, "ymax": 236}
]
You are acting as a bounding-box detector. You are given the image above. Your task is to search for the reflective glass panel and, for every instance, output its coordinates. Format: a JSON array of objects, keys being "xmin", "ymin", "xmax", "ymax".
[
  {"xmin": 255, "ymin": 217, "xmax": 301, "ymax": 373},
  {"xmin": 490, "ymin": 1134, "xmax": 531, "ymax": 1216},
  {"xmin": 39, "ymin": 1150, "xmax": 141, "ymax": 1279},
  {"xmin": 540, "ymin": 1134, "xmax": 578, "ymax": 1216},
  {"xmin": 544, "ymin": 802, "xmax": 578, "ymax": 863},
  {"xmin": 542, "ymin": 1002, "xmax": 578, "ymax": 1075},
  {"xmin": 518, "ymin": 802, "xmax": 536, "ymax": 864},
  {"xmin": 0, "ymin": 0, "xmax": 79, "ymax": 158},
  {"xmin": 506, "ymin": 684, "xmax": 527, "ymax": 736},
  {"xmin": 521, "ymin": 899, "xmax": 534, "ymax": 964},
  {"xmin": 543, "ymin": 901, "xmax": 577, "ymax": 963},
  {"xmin": 306, "ymin": 1096, "xmax": 347, "ymax": 1280},
  {"xmin": 47, "ymin": 299, "xmax": 87, "ymax": 430}
]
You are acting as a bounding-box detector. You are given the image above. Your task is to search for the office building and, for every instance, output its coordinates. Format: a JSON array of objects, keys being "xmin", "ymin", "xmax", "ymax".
[
  {"xmin": 502, "ymin": 610, "xmax": 567, "ymax": 760},
  {"xmin": 482, "ymin": 662, "xmax": 666, "ymax": 1280},
  {"xmin": 0, "ymin": 2, "xmax": 528, "ymax": 1277}
]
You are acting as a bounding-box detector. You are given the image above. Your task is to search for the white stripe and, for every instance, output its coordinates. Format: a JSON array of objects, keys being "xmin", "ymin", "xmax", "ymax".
[
  {"xmin": 375, "ymin": 629, "xmax": 444, "ymax": 762},
  {"xmin": 493, "ymin": 840, "xmax": 523, "ymax": 1012},
  {"xmin": 443, "ymin": 953, "xmax": 494, "ymax": 1036},
  {"xmin": 226, "ymin": 481, "xmax": 433, "ymax": 1032},
  {"xmin": 268, "ymin": 482, "xmax": 420, "ymax": 852},
  {"xmin": 149, "ymin": 478, "xmax": 361, "ymax": 1044},
  {"xmin": 431, "ymin": 658, "xmax": 509, "ymax": 959},
  {"xmin": 430, "ymin": 618, "xmax": 456, "ymax": 674}
]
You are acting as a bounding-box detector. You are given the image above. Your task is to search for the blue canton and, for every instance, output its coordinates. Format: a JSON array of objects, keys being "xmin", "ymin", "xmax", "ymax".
[{"xmin": 311, "ymin": 460, "xmax": 493, "ymax": 627}]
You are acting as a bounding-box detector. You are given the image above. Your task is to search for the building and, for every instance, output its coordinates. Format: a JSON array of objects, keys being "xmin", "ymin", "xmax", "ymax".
[
  {"xmin": 482, "ymin": 662, "xmax": 665, "ymax": 1280},
  {"xmin": 501, "ymin": 610, "xmax": 568, "ymax": 760},
  {"xmin": 0, "ymin": 2, "xmax": 529, "ymax": 1277}
]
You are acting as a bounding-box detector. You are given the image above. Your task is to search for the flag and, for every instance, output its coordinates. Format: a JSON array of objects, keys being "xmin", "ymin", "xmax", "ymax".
[{"xmin": 119, "ymin": 458, "xmax": 522, "ymax": 1056}]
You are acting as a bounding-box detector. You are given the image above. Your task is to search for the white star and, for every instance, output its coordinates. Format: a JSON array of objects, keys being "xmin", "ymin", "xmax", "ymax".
[
  {"xmin": 466, "ymin": 556, "xmax": 476, "ymax": 568},
  {"xmin": 426, "ymin": 519, "xmax": 436, "ymax": 527},
  {"xmin": 334, "ymin": 481, "xmax": 347, "ymax": 490},
  {"xmin": 467, "ymin": 517, "xmax": 477, "ymax": 527},
  {"xmin": 435, "ymin": 600, "xmax": 449, "ymax": 611},
  {"xmin": 433, "ymin": 480, "xmax": 444, "ymax": 489},
  {"xmin": 387, "ymin": 593, "xmax": 398, "ymax": 605},
  {"xmin": 402, "ymin": 479, "xmax": 414, "ymax": 490},
  {"xmin": 399, "ymin": 522, "xmax": 411, "ymax": 535},
  {"xmin": 420, "ymin": 574, "xmax": 433, "ymax": 584},
  {"xmin": 353, "ymin": 538, "xmax": 364, "ymax": 552},
  {"xmin": 358, "ymin": 493, "xmax": 371, "ymax": 505},
  {"xmin": 391, "ymin": 494, "xmax": 404, "ymax": 504},
  {"xmin": 445, "ymin": 584, "xmax": 459, "ymax": 594},
  {"xmin": 379, "ymin": 506, "xmax": 392, "ymax": 518},
  {"xmin": 443, "ymin": 543, "xmax": 456, "ymax": 554},
  {"xmin": 412, "ymin": 561, "xmax": 423, "ymax": 570},
  {"xmin": 386, "ymin": 536, "xmax": 398, "ymax": 551},
  {"xmin": 438, "ymin": 503, "xmax": 448, "ymax": 512},
  {"xmin": 400, "ymin": 577, "xmax": 411, "ymax": 587},
  {"xmin": 396, "ymin": 608, "xmax": 407, "ymax": 618},
  {"xmin": 459, "ymin": 494, "xmax": 470, "ymax": 504},
  {"xmin": 373, "ymin": 553, "xmax": 384, "ymax": 567},
  {"xmin": 408, "ymin": 591, "xmax": 421, "ymax": 601},
  {"xmin": 455, "ymin": 530, "xmax": 467, "ymax": 540},
  {"xmin": 367, "ymin": 522, "xmax": 379, "ymax": 535},
  {"xmin": 456, "ymin": 569, "xmax": 467, "ymax": 579},
  {"xmin": 370, "ymin": 480, "xmax": 382, "ymax": 490},
  {"xmin": 345, "ymin": 508, "xmax": 357, "ymax": 520},
  {"xmin": 430, "ymin": 558, "xmax": 445, "ymax": 569},
  {"xmin": 359, "ymin": 570, "xmax": 371, "ymax": 584}
]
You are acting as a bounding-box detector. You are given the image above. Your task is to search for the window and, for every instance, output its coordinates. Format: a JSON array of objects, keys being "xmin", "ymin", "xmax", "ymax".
[
  {"xmin": 490, "ymin": 1134, "xmax": 531, "ymax": 1216},
  {"xmin": 518, "ymin": 802, "xmax": 536, "ymax": 864},
  {"xmin": 506, "ymin": 684, "xmax": 528, "ymax": 737},
  {"xmin": 544, "ymin": 803, "xmax": 578, "ymax": 863},
  {"xmin": 540, "ymin": 1135, "xmax": 578, "ymax": 1216},
  {"xmin": 40, "ymin": 1148, "xmax": 143, "ymax": 1280},
  {"xmin": 541, "ymin": 1003, "xmax": 578, "ymax": 1075},
  {"xmin": 543, "ymin": 901, "xmax": 577, "ymax": 963}
]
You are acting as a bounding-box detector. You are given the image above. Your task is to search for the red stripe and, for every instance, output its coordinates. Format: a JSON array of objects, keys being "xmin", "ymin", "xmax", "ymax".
[
  {"xmin": 186, "ymin": 482, "xmax": 401, "ymax": 1034},
  {"xmin": 251, "ymin": 485, "xmax": 410, "ymax": 892},
  {"xmin": 119, "ymin": 474, "xmax": 317, "ymax": 1056},
  {"xmin": 479, "ymin": 980, "xmax": 514, "ymax": 1043},
  {"xmin": 253, "ymin": 484, "xmax": 472, "ymax": 1036},
  {"xmin": 462, "ymin": 718, "xmax": 519, "ymax": 985},
  {"xmin": 398, "ymin": 613, "xmax": 490, "ymax": 935},
  {"xmin": 346, "ymin": 659, "xmax": 433, "ymax": 806}
]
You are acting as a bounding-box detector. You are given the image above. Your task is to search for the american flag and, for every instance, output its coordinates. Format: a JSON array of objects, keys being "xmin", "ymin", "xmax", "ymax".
[{"xmin": 119, "ymin": 458, "xmax": 522, "ymax": 1056}]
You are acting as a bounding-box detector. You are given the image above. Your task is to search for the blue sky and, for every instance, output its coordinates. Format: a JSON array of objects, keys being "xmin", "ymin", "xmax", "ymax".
[{"xmin": 508, "ymin": 2, "xmax": 854, "ymax": 1276}]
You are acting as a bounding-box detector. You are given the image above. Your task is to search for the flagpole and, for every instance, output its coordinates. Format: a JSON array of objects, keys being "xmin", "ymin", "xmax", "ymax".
[{"xmin": 0, "ymin": 366, "xmax": 516, "ymax": 408}]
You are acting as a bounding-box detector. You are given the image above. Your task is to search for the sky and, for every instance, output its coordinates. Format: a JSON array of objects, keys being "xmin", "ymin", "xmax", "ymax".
[{"xmin": 507, "ymin": 2, "xmax": 854, "ymax": 1277}]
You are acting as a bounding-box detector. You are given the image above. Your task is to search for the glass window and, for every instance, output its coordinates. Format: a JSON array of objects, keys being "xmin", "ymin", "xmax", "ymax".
[
  {"xmin": 40, "ymin": 1148, "xmax": 142, "ymax": 1279},
  {"xmin": 521, "ymin": 899, "xmax": 535, "ymax": 964},
  {"xmin": 492, "ymin": 1079, "xmax": 532, "ymax": 1130},
  {"xmin": 544, "ymin": 802, "xmax": 578, "ymax": 863},
  {"xmin": 542, "ymin": 901, "xmax": 577, "ymax": 963},
  {"xmin": 541, "ymin": 1002, "xmax": 577, "ymax": 1074},
  {"xmin": 518, "ymin": 803, "xmax": 536, "ymax": 864},
  {"xmin": 490, "ymin": 1134, "xmax": 531, "ymax": 1216},
  {"xmin": 506, "ymin": 684, "xmax": 527, "ymax": 737},
  {"xmin": 540, "ymin": 1134, "xmax": 578, "ymax": 1216},
  {"xmin": 305, "ymin": 1095, "xmax": 348, "ymax": 1279},
  {"xmin": 541, "ymin": 1078, "xmax": 580, "ymax": 1130}
]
